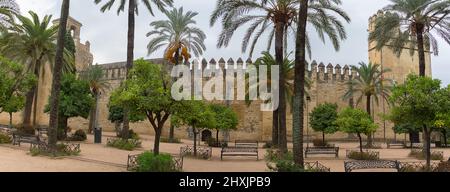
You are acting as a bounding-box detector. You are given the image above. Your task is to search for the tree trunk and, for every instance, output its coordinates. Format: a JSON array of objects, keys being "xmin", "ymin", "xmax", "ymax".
[
  {"xmin": 423, "ymin": 125, "xmax": 431, "ymax": 170},
  {"xmin": 23, "ymin": 66, "xmax": 39, "ymax": 130},
  {"xmin": 153, "ymin": 128, "xmax": 162, "ymax": 155},
  {"xmin": 215, "ymin": 130, "xmax": 219, "ymax": 146},
  {"xmin": 169, "ymin": 49, "xmax": 180, "ymax": 142},
  {"xmin": 357, "ymin": 133, "xmax": 363, "ymax": 153},
  {"xmin": 88, "ymin": 97, "xmax": 97, "ymax": 133},
  {"xmin": 58, "ymin": 115, "xmax": 68, "ymax": 140},
  {"xmin": 32, "ymin": 65, "xmax": 40, "ymax": 128},
  {"xmin": 366, "ymin": 95, "xmax": 373, "ymax": 147},
  {"xmin": 292, "ymin": 0, "xmax": 308, "ymax": 167},
  {"xmin": 272, "ymin": 110, "xmax": 279, "ymax": 147},
  {"xmin": 9, "ymin": 113, "xmax": 13, "ymax": 129},
  {"xmin": 121, "ymin": 0, "xmax": 136, "ymax": 139},
  {"xmin": 322, "ymin": 132, "xmax": 325, "ymax": 145},
  {"xmin": 193, "ymin": 124, "xmax": 197, "ymax": 157},
  {"xmin": 275, "ymin": 22, "xmax": 287, "ymax": 153},
  {"xmin": 415, "ymin": 25, "xmax": 426, "ymax": 77},
  {"xmin": 48, "ymin": 0, "xmax": 70, "ymax": 149}
]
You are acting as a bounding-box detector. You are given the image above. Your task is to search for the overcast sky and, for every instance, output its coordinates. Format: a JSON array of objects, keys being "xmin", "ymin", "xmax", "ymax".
[{"xmin": 15, "ymin": 0, "xmax": 450, "ymax": 85}]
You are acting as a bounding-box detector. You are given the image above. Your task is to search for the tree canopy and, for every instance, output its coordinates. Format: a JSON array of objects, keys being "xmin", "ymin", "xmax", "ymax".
[
  {"xmin": 309, "ymin": 103, "xmax": 339, "ymax": 143},
  {"xmin": 336, "ymin": 107, "xmax": 377, "ymax": 152}
]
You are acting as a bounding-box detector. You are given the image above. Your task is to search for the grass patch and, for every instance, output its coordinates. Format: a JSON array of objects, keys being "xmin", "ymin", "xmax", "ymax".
[
  {"xmin": 347, "ymin": 151, "xmax": 380, "ymax": 160},
  {"xmin": 0, "ymin": 133, "xmax": 11, "ymax": 144},
  {"xmin": 408, "ymin": 150, "xmax": 444, "ymax": 160},
  {"xmin": 107, "ymin": 138, "xmax": 141, "ymax": 151}
]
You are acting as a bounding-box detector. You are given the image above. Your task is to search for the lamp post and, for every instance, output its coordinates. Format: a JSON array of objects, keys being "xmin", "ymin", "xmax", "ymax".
[{"xmin": 306, "ymin": 96, "xmax": 311, "ymax": 148}]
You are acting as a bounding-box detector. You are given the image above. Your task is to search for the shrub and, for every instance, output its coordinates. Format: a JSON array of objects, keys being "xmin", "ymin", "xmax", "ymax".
[
  {"xmin": 347, "ymin": 151, "xmax": 379, "ymax": 160},
  {"xmin": 263, "ymin": 141, "xmax": 273, "ymax": 149},
  {"xmin": 66, "ymin": 129, "xmax": 87, "ymax": 141},
  {"xmin": 160, "ymin": 137, "xmax": 182, "ymax": 143},
  {"xmin": 116, "ymin": 129, "xmax": 140, "ymax": 140},
  {"xmin": 107, "ymin": 138, "xmax": 141, "ymax": 151},
  {"xmin": 265, "ymin": 149, "xmax": 326, "ymax": 172},
  {"xmin": 0, "ymin": 133, "xmax": 11, "ymax": 144},
  {"xmin": 30, "ymin": 143, "xmax": 80, "ymax": 157},
  {"xmin": 135, "ymin": 152, "xmax": 178, "ymax": 172},
  {"xmin": 408, "ymin": 150, "xmax": 444, "ymax": 160},
  {"xmin": 437, "ymin": 161, "xmax": 450, "ymax": 172}
]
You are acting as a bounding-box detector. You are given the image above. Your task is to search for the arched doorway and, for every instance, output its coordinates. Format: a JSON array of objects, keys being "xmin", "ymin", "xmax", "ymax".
[{"xmin": 201, "ymin": 130, "xmax": 212, "ymax": 142}]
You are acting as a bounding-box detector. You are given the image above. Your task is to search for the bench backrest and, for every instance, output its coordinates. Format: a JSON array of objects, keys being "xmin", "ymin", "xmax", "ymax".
[
  {"xmin": 344, "ymin": 160, "xmax": 399, "ymax": 172},
  {"xmin": 235, "ymin": 140, "xmax": 258, "ymax": 148}
]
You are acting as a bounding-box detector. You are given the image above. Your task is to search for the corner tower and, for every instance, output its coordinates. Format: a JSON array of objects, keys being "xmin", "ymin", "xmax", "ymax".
[
  {"xmin": 368, "ymin": 11, "xmax": 432, "ymax": 84},
  {"xmin": 53, "ymin": 16, "xmax": 93, "ymax": 71}
]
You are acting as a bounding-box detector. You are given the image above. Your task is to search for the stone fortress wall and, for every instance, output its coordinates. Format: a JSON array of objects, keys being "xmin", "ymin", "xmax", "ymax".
[{"xmin": 0, "ymin": 12, "xmax": 432, "ymax": 142}]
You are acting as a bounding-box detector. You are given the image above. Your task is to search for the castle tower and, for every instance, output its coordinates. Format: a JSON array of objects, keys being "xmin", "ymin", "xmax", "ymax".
[
  {"xmin": 368, "ymin": 11, "xmax": 432, "ymax": 84},
  {"xmin": 53, "ymin": 17, "xmax": 93, "ymax": 71}
]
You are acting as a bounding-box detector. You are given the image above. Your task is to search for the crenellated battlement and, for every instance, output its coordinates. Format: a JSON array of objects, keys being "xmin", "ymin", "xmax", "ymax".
[{"xmin": 94, "ymin": 57, "xmax": 359, "ymax": 84}]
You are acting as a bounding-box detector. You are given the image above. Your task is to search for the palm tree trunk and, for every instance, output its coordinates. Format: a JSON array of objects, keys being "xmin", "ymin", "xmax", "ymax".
[
  {"xmin": 275, "ymin": 22, "xmax": 287, "ymax": 153},
  {"xmin": 272, "ymin": 110, "xmax": 279, "ymax": 147},
  {"xmin": 32, "ymin": 65, "xmax": 40, "ymax": 128},
  {"xmin": 366, "ymin": 95, "xmax": 373, "ymax": 146},
  {"xmin": 121, "ymin": 0, "xmax": 136, "ymax": 139},
  {"xmin": 293, "ymin": 0, "xmax": 308, "ymax": 166},
  {"xmin": 48, "ymin": 0, "xmax": 70, "ymax": 149},
  {"xmin": 216, "ymin": 129, "xmax": 220, "ymax": 146},
  {"xmin": 88, "ymin": 107, "xmax": 95, "ymax": 133},
  {"xmin": 415, "ymin": 25, "xmax": 426, "ymax": 77},
  {"xmin": 23, "ymin": 66, "xmax": 39, "ymax": 130},
  {"xmin": 169, "ymin": 48, "xmax": 181, "ymax": 141}
]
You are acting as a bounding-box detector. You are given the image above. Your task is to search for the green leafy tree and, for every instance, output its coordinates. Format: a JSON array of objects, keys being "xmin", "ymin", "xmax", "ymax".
[
  {"xmin": 343, "ymin": 62, "xmax": 393, "ymax": 146},
  {"xmin": 80, "ymin": 65, "xmax": 110, "ymax": 133},
  {"xmin": 171, "ymin": 101, "xmax": 215, "ymax": 156},
  {"xmin": 309, "ymin": 103, "xmax": 339, "ymax": 144},
  {"xmin": 369, "ymin": 0, "xmax": 450, "ymax": 77},
  {"xmin": 209, "ymin": 104, "xmax": 239, "ymax": 145},
  {"xmin": 336, "ymin": 107, "xmax": 378, "ymax": 153},
  {"xmin": 0, "ymin": 11, "xmax": 75, "ymax": 132},
  {"xmin": 45, "ymin": 74, "xmax": 94, "ymax": 140},
  {"xmin": 94, "ymin": 0, "xmax": 173, "ymax": 140},
  {"xmin": 0, "ymin": 56, "xmax": 36, "ymax": 128},
  {"xmin": 389, "ymin": 74, "xmax": 450, "ymax": 169},
  {"xmin": 111, "ymin": 59, "xmax": 180, "ymax": 155},
  {"xmin": 107, "ymin": 93, "xmax": 145, "ymax": 136},
  {"xmin": 146, "ymin": 6, "xmax": 206, "ymax": 141}
]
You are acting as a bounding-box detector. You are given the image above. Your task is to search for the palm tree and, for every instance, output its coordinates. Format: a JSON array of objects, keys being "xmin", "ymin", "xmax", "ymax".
[
  {"xmin": 80, "ymin": 65, "xmax": 110, "ymax": 134},
  {"xmin": 211, "ymin": 0, "xmax": 349, "ymax": 153},
  {"xmin": 369, "ymin": 0, "xmax": 450, "ymax": 77},
  {"xmin": 48, "ymin": 0, "xmax": 71, "ymax": 149},
  {"xmin": 146, "ymin": 6, "xmax": 206, "ymax": 142},
  {"xmin": 0, "ymin": 11, "xmax": 75, "ymax": 131},
  {"xmin": 292, "ymin": 0, "xmax": 350, "ymax": 166},
  {"xmin": 94, "ymin": 0, "xmax": 173, "ymax": 139},
  {"xmin": 0, "ymin": 0, "xmax": 19, "ymax": 27},
  {"xmin": 343, "ymin": 62, "xmax": 393, "ymax": 147},
  {"xmin": 249, "ymin": 51, "xmax": 311, "ymax": 148}
]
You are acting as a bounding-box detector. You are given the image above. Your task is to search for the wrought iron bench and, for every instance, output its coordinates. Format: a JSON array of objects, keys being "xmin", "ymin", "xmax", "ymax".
[
  {"xmin": 127, "ymin": 153, "xmax": 183, "ymax": 172},
  {"xmin": 12, "ymin": 132, "xmax": 41, "ymax": 148},
  {"xmin": 305, "ymin": 146, "xmax": 339, "ymax": 158},
  {"xmin": 221, "ymin": 141, "xmax": 259, "ymax": 160},
  {"xmin": 344, "ymin": 160, "xmax": 400, "ymax": 172},
  {"xmin": 387, "ymin": 141, "xmax": 406, "ymax": 148}
]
